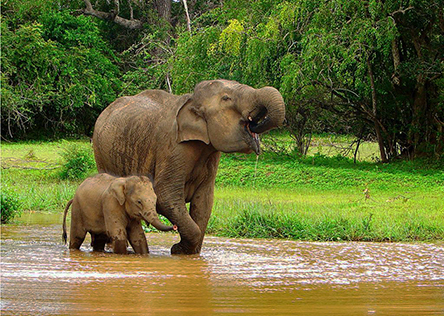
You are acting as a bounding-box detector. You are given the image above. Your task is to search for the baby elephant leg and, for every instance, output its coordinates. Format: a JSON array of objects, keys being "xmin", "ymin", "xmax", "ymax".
[
  {"xmin": 107, "ymin": 223, "xmax": 129, "ymax": 254},
  {"xmin": 69, "ymin": 212, "xmax": 87, "ymax": 249},
  {"xmin": 91, "ymin": 233, "xmax": 109, "ymax": 252},
  {"xmin": 127, "ymin": 220, "xmax": 149, "ymax": 254}
]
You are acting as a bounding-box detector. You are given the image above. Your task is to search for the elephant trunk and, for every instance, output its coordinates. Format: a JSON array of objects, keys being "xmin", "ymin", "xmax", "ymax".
[
  {"xmin": 149, "ymin": 216, "xmax": 176, "ymax": 232},
  {"xmin": 249, "ymin": 87, "xmax": 286, "ymax": 134}
]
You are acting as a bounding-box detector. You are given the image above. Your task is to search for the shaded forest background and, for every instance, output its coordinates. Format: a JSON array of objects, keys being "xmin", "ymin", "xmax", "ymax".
[{"xmin": 1, "ymin": 0, "xmax": 443, "ymax": 161}]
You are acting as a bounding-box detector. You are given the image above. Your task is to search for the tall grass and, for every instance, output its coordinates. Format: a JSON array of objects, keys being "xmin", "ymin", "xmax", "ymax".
[
  {"xmin": 1, "ymin": 184, "xmax": 22, "ymax": 223},
  {"xmin": 216, "ymin": 152, "xmax": 443, "ymax": 192}
]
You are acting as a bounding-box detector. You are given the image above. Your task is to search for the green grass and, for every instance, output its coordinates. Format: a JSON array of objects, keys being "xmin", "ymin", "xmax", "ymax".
[
  {"xmin": 1, "ymin": 136, "xmax": 443, "ymax": 241},
  {"xmin": 211, "ymin": 151, "xmax": 443, "ymax": 241},
  {"xmin": 209, "ymin": 187, "xmax": 444, "ymax": 241},
  {"xmin": 1, "ymin": 139, "xmax": 94, "ymax": 212}
]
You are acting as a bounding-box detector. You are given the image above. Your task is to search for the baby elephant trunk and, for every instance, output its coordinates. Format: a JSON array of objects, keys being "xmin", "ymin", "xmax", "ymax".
[{"xmin": 149, "ymin": 216, "xmax": 176, "ymax": 231}]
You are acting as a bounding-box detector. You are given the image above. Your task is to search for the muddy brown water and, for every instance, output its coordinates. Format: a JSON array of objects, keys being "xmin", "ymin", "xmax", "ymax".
[{"xmin": 1, "ymin": 213, "xmax": 443, "ymax": 315}]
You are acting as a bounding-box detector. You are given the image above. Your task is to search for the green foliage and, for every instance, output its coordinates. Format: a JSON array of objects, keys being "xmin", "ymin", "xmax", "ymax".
[
  {"xmin": 59, "ymin": 143, "xmax": 96, "ymax": 180},
  {"xmin": 1, "ymin": 0, "xmax": 443, "ymax": 159},
  {"xmin": 169, "ymin": 0, "xmax": 443, "ymax": 159},
  {"xmin": 1, "ymin": 185, "xmax": 22, "ymax": 223},
  {"xmin": 219, "ymin": 19, "xmax": 244, "ymax": 56},
  {"xmin": 119, "ymin": 31, "xmax": 173, "ymax": 95},
  {"xmin": 171, "ymin": 26, "xmax": 223, "ymax": 94},
  {"xmin": 1, "ymin": 7, "xmax": 121, "ymax": 138}
]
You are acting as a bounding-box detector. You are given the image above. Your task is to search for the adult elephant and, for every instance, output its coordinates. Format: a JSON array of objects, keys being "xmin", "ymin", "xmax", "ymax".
[{"xmin": 92, "ymin": 79, "xmax": 285, "ymax": 254}]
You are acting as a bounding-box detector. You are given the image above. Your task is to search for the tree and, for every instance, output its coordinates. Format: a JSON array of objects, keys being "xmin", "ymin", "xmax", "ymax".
[
  {"xmin": 278, "ymin": 0, "xmax": 443, "ymax": 160},
  {"xmin": 170, "ymin": 0, "xmax": 443, "ymax": 160},
  {"xmin": 2, "ymin": 0, "xmax": 442, "ymax": 159},
  {"xmin": 1, "ymin": 9, "xmax": 121, "ymax": 138}
]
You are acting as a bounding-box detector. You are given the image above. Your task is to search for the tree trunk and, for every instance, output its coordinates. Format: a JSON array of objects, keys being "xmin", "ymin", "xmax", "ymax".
[
  {"xmin": 434, "ymin": 114, "xmax": 444, "ymax": 157},
  {"xmin": 367, "ymin": 57, "xmax": 388, "ymax": 162},
  {"xmin": 391, "ymin": 39, "xmax": 401, "ymax": 86},
  {"xmin": 410, "ymin": 74, "xmax": 430, "ymax": 157},
  {"xmin": 154, "ymin": 0, "xmax": 172, "ymax": 24}
]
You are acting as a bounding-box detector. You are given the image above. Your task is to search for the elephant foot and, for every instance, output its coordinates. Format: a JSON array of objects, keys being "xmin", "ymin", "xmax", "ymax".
[{"xmin": 171, "ymin": 242, "xmax": 200, "ymax": 255}]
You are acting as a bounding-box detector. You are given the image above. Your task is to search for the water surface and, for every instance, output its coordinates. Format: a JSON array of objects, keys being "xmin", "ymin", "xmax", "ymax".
[{"xmin": 1, "ymin": 213, "xmax": 443, "ymax": 315}]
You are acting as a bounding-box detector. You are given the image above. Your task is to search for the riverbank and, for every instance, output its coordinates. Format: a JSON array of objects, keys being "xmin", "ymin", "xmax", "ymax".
[{"xmin": 2, "ymin": 138, "xmax": 443, "ymax": 241}]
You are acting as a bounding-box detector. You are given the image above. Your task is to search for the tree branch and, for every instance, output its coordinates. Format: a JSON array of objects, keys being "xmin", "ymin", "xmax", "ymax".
[
  {"xmin": 389, "ymin": 6, "xmax": 414, "ymax": 16},
  {"xmin": 127, "ymin": 0, "xmax": 134, "ymax": 20},
  {"xmin": 82, "ymin": 0, "xmax": 143, "ymax": 29},
  {"xmin": 182, "ymin": 0, "xmax": 191, "ymax": 32}
]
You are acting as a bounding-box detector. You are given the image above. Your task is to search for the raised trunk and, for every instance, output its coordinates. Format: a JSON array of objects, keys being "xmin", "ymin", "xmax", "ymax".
[
  {"xmin": 248, "ymin": 87, "xmax": 286, "ymax": 134},
  {"xmin": 182, "ymin": 0, "xmax": 191, "ymax": 32}
]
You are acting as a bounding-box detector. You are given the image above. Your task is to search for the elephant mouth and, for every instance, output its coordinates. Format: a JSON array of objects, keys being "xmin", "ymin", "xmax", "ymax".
[{"xmin": 245, "ymin": 120, "xmax": 261, "ymax": 155}]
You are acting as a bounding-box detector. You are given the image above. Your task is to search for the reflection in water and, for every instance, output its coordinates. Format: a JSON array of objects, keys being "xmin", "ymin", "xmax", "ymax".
[{"xmin": 1, "ymin": 214, "xmax": 443, "ymax": 315}]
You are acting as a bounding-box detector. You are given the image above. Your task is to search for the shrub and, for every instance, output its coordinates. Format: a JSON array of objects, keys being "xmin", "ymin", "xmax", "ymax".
[
  {"xmin": 1, "ymin": 185, "xmax": 22, "ymax": 223},
  {"xmin": 59, "ymin": 144, "xmax": 96, "ymax": 180}
]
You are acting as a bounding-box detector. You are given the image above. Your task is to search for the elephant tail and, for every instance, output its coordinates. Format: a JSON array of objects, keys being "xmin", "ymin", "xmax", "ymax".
[{"xmin": 62, "ymin": 199, "xmax": 73, "ymax": 244}]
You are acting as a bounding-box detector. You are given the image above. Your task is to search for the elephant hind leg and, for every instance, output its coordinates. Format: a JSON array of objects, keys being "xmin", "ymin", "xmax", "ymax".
[
  {"xmin": 69, "ymin": 232, "xmax": 86, "ymax": 249},
  {"xmin": 69, "ymin": 222, "xmax": 87, "ymax": 250},
  {"xmin": 91, "ymin": 233, "xmax": 109, "ymax": 252}
]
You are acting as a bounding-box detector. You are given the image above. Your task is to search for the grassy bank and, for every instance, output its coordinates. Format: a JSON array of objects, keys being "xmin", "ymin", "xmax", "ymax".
[
  {"xmin": 1, "ymin": 138, "xmax": 443, "ymax": 241},
  {"xmin": 210, "ymin": 152, "xmax": 444, "ymax": 241},
  {"xmin": 1, "ymin": 140, "xmax": 93, "ymax": 213}
]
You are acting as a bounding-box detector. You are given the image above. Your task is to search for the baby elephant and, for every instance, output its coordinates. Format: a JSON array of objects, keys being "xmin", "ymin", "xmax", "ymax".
[{"xmin": 63, "ymin": 173, "xmax": 176, "ymax": 254}]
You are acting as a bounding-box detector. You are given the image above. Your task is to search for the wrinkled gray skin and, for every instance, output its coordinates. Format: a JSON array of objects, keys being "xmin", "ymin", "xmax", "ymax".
[
  {"xmin": 63, "ymin": 174, "xmax": 175, "ymax": 254},
  {"xmin": 93, "ymin": 79, "xmax": 286, "ymax": 254}
]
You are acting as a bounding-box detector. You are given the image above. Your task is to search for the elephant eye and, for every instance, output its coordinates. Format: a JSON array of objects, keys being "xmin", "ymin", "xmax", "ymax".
[
  {"xmin": 137, "ymin": 200, "xmax": 142, "ymax": 205},
  {"xmin": 222, "ymin": 95, "xmax": 231, "ymax": 101}
]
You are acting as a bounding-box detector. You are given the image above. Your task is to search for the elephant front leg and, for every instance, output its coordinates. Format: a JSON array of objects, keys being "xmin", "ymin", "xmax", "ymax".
[
  {"xmin": 105, "ymin": 221, "xmax": 129, "ymax": 254},
  {"xmin": 171, "ymin": 223, "xmax": 201, "ymax": 255},
  {"xmin": 157, "ymin": 201, "xmax": 201, "ymax": 255},
  {"xmin": 127, "ymin": 220, "xmax": 149, "ymax": 254}
]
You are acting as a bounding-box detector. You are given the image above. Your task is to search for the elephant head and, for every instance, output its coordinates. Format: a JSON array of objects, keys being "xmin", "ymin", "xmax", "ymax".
[
  {"xmin": 108, "ymin": 176, "xmax": 175, "ymax": 232},
  {"xmin": 176, "ymin": 80, "xmax": 286, "ymax": 154}
]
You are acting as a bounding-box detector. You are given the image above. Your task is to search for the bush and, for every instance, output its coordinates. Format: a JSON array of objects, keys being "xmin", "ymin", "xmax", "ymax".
[
  {"xmin": 59, "ymin": 144, "xmax": 96, "ymax": 180},
  {"xmin": 1, "ymin": 185, "xmax": 22, "ymax": 223}
]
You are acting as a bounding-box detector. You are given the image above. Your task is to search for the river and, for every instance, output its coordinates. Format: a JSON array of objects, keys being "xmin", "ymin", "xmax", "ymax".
[{"xmin": 1, "ymin": 212, "xmax": 443, "ymax": 315}]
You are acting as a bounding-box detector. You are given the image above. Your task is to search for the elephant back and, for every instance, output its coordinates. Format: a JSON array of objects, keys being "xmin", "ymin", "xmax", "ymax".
[{"xmin": 93, "ymin": 92, "xmax": 180, "ymax": 177}]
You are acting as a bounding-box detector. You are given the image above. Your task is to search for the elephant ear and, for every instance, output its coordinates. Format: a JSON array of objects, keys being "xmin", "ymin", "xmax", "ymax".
[
  {"xmin": 175, "ymin": 95, "xmax": 210, "ymax": 145},
  {"xmin": 108, "ymin": 179, "xmax": 126, "ymax": 206}
]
